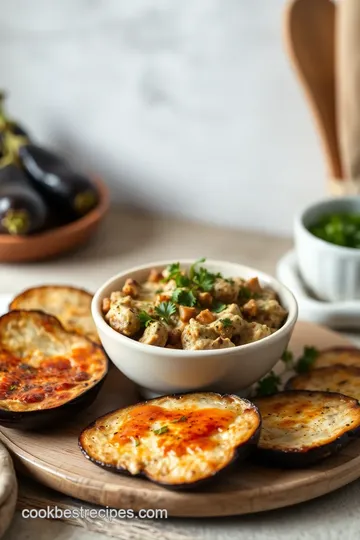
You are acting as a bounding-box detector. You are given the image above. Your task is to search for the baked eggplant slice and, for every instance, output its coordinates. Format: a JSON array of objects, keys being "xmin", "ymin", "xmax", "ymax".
[
  {"xmin": 9, "ymin": 285, "xmax": 99, "ymax": 344},
  {"xmin": 253, "ymin": 390, "xmax": 360, "ymax": 467},
  {"xmin": 287, "ymin": 365, "xmax": 360, "ymax": 402},
  {"xmin": 0, "ymin": 310, "xmax": 107, "ymax": 429},
  {"xmin": 311, "ymin": 347, "xmax": 360, "ymax": 369},
  {"xmin": 79, "ymin": 392, "xmax": 261, "ymax": 488}
]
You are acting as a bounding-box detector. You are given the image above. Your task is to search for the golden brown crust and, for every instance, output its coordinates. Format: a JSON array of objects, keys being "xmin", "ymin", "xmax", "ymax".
[
  {"xmin": 79, "ymin": 393, "xmax": 261, "ymax": 486},
  {"xmin": 0, "ymin": 310, "xmax": 107, "ymax": 412},
  {"xmin": 287, "ymin": 365, "xmax": 360, "ymax": 402},
  {"xmin": 254, "ymin": 390, "xmax": 360, "ymax": 453},
  {"xmin": 10, "ymin": 285, "xmax": 99, "ymax": 344},
  {"xmin": 312, "ymin": 347, "xmax": 360, "ymax": 369}
]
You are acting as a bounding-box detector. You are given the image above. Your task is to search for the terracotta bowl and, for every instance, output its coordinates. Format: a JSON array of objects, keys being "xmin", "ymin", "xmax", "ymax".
[{"xmin": 0, "ymin": 177, "xmax": 109, "ymax": 262}]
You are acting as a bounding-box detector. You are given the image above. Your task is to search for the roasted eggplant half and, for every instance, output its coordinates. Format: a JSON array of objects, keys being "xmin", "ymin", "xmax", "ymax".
[
  {"xmin": 253, "ymin": 390, "xmax": 360, "ymax": 467},
  {"xmin": 79, "ymin": 392, "xmax": 261, "ymax": 489},
  {"xmin": 9, "ymin": 285, "xmax": 99, "ymax": 344},
  {"xmin": 0, "ymin": 310, "xmax": 107, "ymax": 429},
  {"xmin": 287, "ymin": 365, "xmax": 360, "ymax": 402},
  {"xmin": 311, "ymin": 347, "xmax": 360, "ymax": 369}
]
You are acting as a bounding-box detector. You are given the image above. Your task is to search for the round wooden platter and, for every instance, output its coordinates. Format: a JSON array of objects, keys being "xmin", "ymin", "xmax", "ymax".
[{"xmin": 1, "ymin": 321, "xmax": 360, "ymax": 518}]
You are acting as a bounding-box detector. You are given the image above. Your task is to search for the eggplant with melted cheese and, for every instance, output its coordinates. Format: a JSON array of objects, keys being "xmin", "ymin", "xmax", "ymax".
[
  {"xmin": 286, "ymin": 365, "xmax": 360, "ymax": 402},
  {"xmin": 254, "ymin": 391, "xmax": 360, "ymax": 467},
  {"xmin": 9, "ymin": 285, "xmax": 99, "ymax": 344},
  {"xmin": 79, "ymin": 392, "xmax": 261, "ymax": 488},
  {"xmin": 311, "ymin": 347, "xmax": 360, "ymax": 369},
  {"xmin": 0, "ymin": 310, "xmax": 107, "ymax": 429}
]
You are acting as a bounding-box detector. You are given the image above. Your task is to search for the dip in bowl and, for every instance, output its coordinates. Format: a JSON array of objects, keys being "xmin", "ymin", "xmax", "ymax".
[{"xmin": 92, "ymin": 259, "xmax": 298, "ymax": 398}]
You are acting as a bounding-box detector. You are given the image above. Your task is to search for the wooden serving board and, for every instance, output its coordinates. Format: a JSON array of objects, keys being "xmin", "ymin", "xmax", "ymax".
[{"xmin": 0, "ymin": 321, "xmax": 359, "ymax": 518}]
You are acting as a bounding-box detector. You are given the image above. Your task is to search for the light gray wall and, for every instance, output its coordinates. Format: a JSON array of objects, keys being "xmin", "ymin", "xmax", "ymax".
[{"xmin": 0, "ymin": 0, "xmax": 325, "ymax": 235}]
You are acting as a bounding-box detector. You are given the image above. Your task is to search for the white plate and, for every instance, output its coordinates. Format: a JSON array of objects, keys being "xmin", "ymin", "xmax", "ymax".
[{"xmin": 277, "ymin": 251, "xmax": 360, "ymax": 329}]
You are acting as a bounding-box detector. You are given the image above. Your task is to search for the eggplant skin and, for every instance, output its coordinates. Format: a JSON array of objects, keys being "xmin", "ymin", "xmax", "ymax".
[
  {"xmin": 9, "ymin": 285, "xmax": 99, "ymax": 344},
  {"xmin": 79, "ymin": 393, "xmax": 261, "ymax": 489},
  {"xmin": 19, "ymin": 145, "xmax": 99, "ymax": 218},
  {"xmin": 0, "ymin": 310, "xmax": 108, "ymax": 429},
  {"xmin": 312, "ymin": 347, "xmax": 360, "ymax": 369},
  {"xmin": 286, "ymin": 365, "xmax": 360, "ymax": 402},
  {"xmin": 0, "ymin": 165, "xmax": 47, "ymax": 235},
  {"xmin": 253, "ymin": 391, "xmax": 360, "ymax": 468}
]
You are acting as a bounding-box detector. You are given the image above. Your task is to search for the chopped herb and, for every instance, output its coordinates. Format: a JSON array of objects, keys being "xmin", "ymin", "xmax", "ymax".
[
  {"xmin": 212, "ymin": 301, "xmax": 227, "ymax": 313},
  {"xmin": 189, "ymin": 257, "xmax": 206, "ymax": 280},
  {"xmin": 9, "ymin": 384, "xmax": 17, "ymax": 391},
  {"xmin": 155, "ymin": 288, "xmax": 163, "ymax": 294},
  {"xmin": 138, "ymin": 311, "xmax": 156, "ymax": 328},
  {"xmin": 155, "ymin": 301, "xmax": 177, "ymax": 324},
  {"xmin": 175, "ymin": 274, "xmax": 191, "ymax": 288},
  {"xmin": 132, "ymin": 437, "xmax": 140, "ymax": 447},
  {"xmin": 238, "ymin": 287, "xmax": 252, "ymax": 300},
  {"xmin": 172, "ymin": 416, "xmax": 187, "ymax": 423},
  {"xmin": 153, "ymin": 426, "xmax": 169, "ymax": 435},
  {"xmin": 225, "ymin": 278, "xmax": 235, "ymax": 284},
  {"xmin": 163, "ymin": 262, "xmax": 181, "ymax": 282},
  {"xmin": 281, "ymin": 349, "xmax": 294, "ymax": 366},
  {"xmin": 172, "ymin": 288, "xmax": 197, "ymax": 307},
  {"xmin": 295, "ymin": 346, "xmax": 319, "ymax": 373},
  {"xmin": 255, "ymin": 371, "xmax": 281, "ymax": 397},
  {"xmin": 220, "ymin": 318, "xmax": 232, "ymax": 328}
]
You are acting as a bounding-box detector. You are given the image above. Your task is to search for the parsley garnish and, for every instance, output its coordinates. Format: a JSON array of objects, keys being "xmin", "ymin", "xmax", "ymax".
[
  {"xmin": 238, "ymin": 287, "xmax": 252, "ymax": 300},
  {"xmin": 192, "ymin": 266, "xmax": 217, "ymax": 292},
  {"xmin": 163, "ymin": 262, "xmax": 181, "ymax": 282},
  {"xmin": 155, "ymin": 301, "xmax": 177, "ymax": 324},
  {"xmin": 220, "ymin": 318, "xmax": 232, "ymax": 328},
  {"xmin": 175, "ymin": 274, "xmax": 191, "ymax": 288},
  {"xmin": 281, "ymin": 349, "xmax": 294, "ymax": 366},
  {"xmin": 153, "ymin": 426, "xmax": 169, "ymax": 435},
  {"xmin": 189, "ymin": 258, "xmax": 206, "ymax": 280},
  {"xmin": 212, "ymin": 301, "xmax": 226, "ymax": 313},
  {"xmin": 172, "ymin": 416, "xmax": 187, "ymax": 423},
  {"xmin": 171, "ymin": 288, "xmax": 197, "ymax": 307},
  {"xmin": 138, "ymin": 311, "xmax": 156, "ymax": 327},
  {"xmin": 132, "ymin": 437, "xmax": 140, "ymax": 447},
  {"xmin": 9, "ymin": 384, "xmax": 17, "ymax": 391},
  {"xmin": 255, "ymin": 371, "xmax": 281, "ymax": 397},
  {"xmin": 295, "ymin": 346, "xmax": 319, "ymax": 373}
]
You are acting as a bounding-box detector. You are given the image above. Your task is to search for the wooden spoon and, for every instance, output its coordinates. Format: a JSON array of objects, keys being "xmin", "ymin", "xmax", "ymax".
[{"xmin": 284, "ymin": 0, "xmax": 342, "ymax": 180}]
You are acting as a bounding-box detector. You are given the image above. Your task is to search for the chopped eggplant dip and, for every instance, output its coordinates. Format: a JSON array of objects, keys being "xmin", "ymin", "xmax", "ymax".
[{"xmin": 102, "ymin": 259, "xmax": 288, "ymax": 350}]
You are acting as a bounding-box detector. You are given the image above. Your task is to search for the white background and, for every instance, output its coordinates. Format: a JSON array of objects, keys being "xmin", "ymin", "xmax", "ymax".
[{"xmin": 0, "ymin": 0, "xmax": 327, "ymax": 235}]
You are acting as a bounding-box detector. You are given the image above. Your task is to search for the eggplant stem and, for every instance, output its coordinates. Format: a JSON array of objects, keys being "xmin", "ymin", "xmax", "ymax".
[
  {"xmin": 74, "ymin": 190, "xmax": 97, "ymax": 215},
  {"xmin": 1, "ymin": 209, "xmax": 30, "ymax": 235}
]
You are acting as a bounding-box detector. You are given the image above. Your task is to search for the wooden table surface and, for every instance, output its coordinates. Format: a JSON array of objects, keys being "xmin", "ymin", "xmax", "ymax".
[{"xmin": 2, "ymin": 207, "xmax": 360, "ymax": 540}]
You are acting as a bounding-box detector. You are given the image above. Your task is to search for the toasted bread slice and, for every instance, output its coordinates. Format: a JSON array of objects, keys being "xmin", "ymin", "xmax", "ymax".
[
  {"xmin": 254, "ymin": 391, "xmax": 360, "ymax": 467},
  {"xmin": 312, "ymin": 347, "xmax": 360, "ymax": 369},
  {"xmin": 287, "ymin": 365, "xmax": 360, "ymax": 402},
  {"xmin": 79, "ymin": 393, "xmax": 261, "ymax": 487},
  {"xmin": 10, "ymin": 285, "xmax": 99, "ymax": 344},
  {"xmin": 0, "ymin": 310, "xmax": 107, "ymax": 413}
]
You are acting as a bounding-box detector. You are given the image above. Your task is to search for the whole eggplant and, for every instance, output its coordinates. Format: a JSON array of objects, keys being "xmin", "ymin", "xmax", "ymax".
[
  {"xmin": 18, "ymin": 144, "xmax": 99, "ymax": 219},
  {"xmin": 0, "ymin": 163, "xmax": 47, "ymax": 235}
]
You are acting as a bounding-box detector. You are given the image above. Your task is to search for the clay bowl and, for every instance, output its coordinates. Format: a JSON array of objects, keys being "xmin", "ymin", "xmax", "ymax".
[{"xmin": 0, "ymin": 177, "xmax": 109, "ymax": 262}]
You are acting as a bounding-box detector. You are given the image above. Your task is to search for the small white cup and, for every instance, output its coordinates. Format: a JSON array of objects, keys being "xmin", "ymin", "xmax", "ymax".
[{"xmin": 294, "ymin": 196, "xmax": 360, "ymax": 302}]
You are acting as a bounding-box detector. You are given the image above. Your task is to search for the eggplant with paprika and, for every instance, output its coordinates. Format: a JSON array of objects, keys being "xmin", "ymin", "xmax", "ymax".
[
  {"xmin": 0, "ymin": 310, "xmax": 108, "ymax": 429},
  {"xmin": 79, "ymin": 392, "xmax": 261, "ymax": 489},
  {"xmin": 254, "ymin": 390, "xmax": 360, "ymax": 467},
  {"xmin": 0, "ymin": 162, "xmax": 47, "ymax": 235}
]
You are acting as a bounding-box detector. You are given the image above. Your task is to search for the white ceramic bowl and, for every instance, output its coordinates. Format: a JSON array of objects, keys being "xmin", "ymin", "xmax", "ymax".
[
  {"xmin": 92, "ymin": 259, "xmax": 298, "ymax": 398},
  {"xmin": 294, "ymin": 197, "xmax": 360, "ymax": 302}
]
